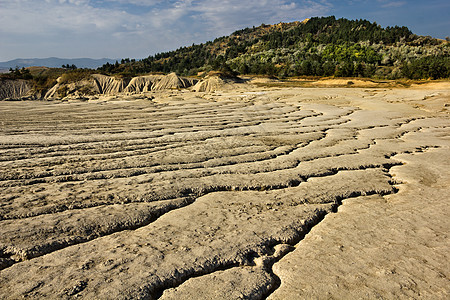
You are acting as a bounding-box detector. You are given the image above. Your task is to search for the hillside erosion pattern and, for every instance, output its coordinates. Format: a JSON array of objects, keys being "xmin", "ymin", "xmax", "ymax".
[
  {"xmin": 0, "ymin": 79, "xmax": 30, "ymax": 100},
  {"xmin": 44, "ymin": 72, "xmax": 199, "ymax": 99},
  {"xmin": 0, "ymin": 72, "xmax": 204, "ymax": 100},
  {"xmin": 0, "ymin": 86, "xmax": 449, "ymax": 299}
]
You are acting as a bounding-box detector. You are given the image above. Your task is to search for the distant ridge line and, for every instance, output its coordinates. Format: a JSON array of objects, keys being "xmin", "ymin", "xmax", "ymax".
[{"xmin": 0, "ymin": 57, "xmax": 118, "ymax": 69}]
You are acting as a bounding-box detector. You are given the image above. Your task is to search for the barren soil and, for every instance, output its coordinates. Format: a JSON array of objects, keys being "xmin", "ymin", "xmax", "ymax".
[{"xmin": 0, "ymin": 83, "xmax": 449, "ymax": 299}]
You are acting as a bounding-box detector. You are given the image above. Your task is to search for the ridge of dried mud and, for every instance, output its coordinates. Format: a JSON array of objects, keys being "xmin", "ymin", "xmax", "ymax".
[{"xmin": 0, "ymin": 85, "xmax": 449, "ymax": 299}]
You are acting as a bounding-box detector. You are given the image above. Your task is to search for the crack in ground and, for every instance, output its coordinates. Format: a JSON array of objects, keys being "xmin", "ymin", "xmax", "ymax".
[
  {"xmin": 260, "ymin": 146, "xmax": 436, "ymax": 299},
  {"xmin": 0, "ymin": 160, "xmax": 403, "ymax": 271},
  {"xmin": 153, "ymin": 184, "xmax": 398, "ymax": 299},
  {"xmin": 0, "ymin": 197, "xmax": 195, "ymax": 271},
  {"xmin": 0, "ymin": 159, "xmax": 403, "ymax": 222}
]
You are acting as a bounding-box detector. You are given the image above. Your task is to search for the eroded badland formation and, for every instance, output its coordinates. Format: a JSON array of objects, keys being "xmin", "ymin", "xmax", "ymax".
[{"xmin": 0, "ymin": 76, "xmax": 449, "ymax": 299}]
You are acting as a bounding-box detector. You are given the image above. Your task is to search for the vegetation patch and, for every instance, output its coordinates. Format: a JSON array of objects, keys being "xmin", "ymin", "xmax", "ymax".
[
  {"xmin": 58, "ymin": 69, "xmax": 94, "ymax": 85},
  {"xmin": 96, "ymin": 16, "xmax": 449, "ymax": 80},
  {"xmin": 57, "ymin": 85, "xmax": 69, "ymax": 98}
]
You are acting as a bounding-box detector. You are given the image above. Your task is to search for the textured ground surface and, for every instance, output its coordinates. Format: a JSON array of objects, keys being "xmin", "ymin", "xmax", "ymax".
[{"xmin": 0, "ymin": 84, "xmax": 449, "ymax": 299}]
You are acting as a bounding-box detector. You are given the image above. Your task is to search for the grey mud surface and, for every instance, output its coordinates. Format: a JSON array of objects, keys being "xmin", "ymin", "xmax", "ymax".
[{"xmin": 0, "ymin": 85, "xmax": 449, "ymax": 299}]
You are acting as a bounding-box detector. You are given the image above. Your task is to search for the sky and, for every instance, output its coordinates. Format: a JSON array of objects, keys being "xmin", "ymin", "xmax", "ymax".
[{"xmin": 0, "ymin": 0, "xmax": 449, "ymax": 61}]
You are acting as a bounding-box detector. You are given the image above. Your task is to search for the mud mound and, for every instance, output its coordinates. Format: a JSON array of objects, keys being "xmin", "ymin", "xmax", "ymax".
[
  {"xmin": 192, "ymin": 75, "xmax": 226, "ymax": 92},
  {"xmin": 44, "ymin": 77, "xmax": 96, "ymax": 100},
  {"xmin": 0, "ymin": 79, "xmax": 30, "ymax": 100},
  {"xmin": 91, "ymin": 74, "xmax": 130, "ymax": 94},
  {"xmin": 123, "ymin": 75, "xmax": 164, "ymax": 93},
  {"xmin": 153, "ymin": 72, "xmax": 197, "ymax": 90},
  {"xmin": 44, "ymin": 73, "xmax": 198, "ymax": 99},
  {"xmin": 192, "ymin": 74, "xmax": 242, "ymax": 92}
]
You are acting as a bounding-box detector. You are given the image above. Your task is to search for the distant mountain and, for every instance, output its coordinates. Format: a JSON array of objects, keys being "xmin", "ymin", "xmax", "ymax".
[{"xmin": 0, "ymin": 57, "xmax": 117, "ymax": 69}]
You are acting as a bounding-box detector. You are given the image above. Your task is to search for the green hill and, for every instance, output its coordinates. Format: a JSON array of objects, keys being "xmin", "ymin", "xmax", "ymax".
[{"xmin": 99, "ymin": 16, "xmax": 449, "ymax": 80}]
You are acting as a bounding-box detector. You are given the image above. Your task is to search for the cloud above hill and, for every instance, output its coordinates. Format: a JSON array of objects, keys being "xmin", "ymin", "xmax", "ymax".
[
  {"xmin": 0, "ymin": 0, "xmax": 331, "ymax": 60},
  {"xmin": 0, "ymin": 0, "xmax": 448, "ymax": 61}
]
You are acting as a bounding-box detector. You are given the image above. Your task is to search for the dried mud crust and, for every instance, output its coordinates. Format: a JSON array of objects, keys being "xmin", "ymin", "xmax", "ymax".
[
  {"xmin": 0, "ymin": 87, "xmax": 449, "ymax": 299},
  {"xmin": 269, "ymin": 144, "xmax": 450, "ymax": 299}
]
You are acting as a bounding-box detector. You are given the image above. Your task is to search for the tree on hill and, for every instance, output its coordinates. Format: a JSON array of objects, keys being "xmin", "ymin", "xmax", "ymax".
[
  {"xmin": 5, "ymin": 67, "xmax": 32, "ymax": 80},
  {"xmin": 96, "ymin": 16, "xmax": 449, "ymax": 80},
  {"xmin": 62, "ymin": 64, "xmax": 77, "ymax": 70}
]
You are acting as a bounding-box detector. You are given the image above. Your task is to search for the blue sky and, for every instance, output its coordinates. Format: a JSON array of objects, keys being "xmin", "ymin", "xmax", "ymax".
[{"xmin": 0, "ymin": 0, "xmax": 449, "ymax": 61}]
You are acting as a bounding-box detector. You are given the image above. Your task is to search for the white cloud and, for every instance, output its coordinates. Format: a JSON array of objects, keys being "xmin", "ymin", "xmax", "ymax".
[
  {"xmin": 102, "ymin": 0, "xmax": 164, "ymax": 6},
  {"xmin": 188, "ymin": 0, "xmax": 332, "ymax": 35},
  {"xmin": 379, "ymin": 1, "xmax": 406, "ymax": 8},
  {"xmin": 1, "ymin": 0, "xmax": 124, "ymax": 34}
]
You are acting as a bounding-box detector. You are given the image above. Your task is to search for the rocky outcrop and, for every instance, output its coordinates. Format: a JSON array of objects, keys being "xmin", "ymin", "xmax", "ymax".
[{"xmin": 0, "ymin": 79, "xmax": 31, "ymax": 100}]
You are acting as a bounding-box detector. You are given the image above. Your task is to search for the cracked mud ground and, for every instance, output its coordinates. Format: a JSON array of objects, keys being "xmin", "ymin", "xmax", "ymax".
[{"xmin": 0, "ymin": 85, "xmax": 449, "ymax": 299}]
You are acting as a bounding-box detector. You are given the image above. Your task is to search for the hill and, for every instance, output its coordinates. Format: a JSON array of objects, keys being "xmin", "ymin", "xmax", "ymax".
[
  {"xmin": 99, "ymin": 16, "xmax": 449, "ymax": 80},
  {"xmin": 0, "ymin": 57, "xmax": 117, "ymax": 69},
  {"xmin": 1, "ymin": 16, "xmax": 449, "ymax": 100}
]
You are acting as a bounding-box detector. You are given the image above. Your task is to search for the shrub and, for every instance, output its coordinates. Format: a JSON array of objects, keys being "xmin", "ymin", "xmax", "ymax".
[{"xmin": 59, "ymin": 69, "xmax": 93, "ymax": 84}]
